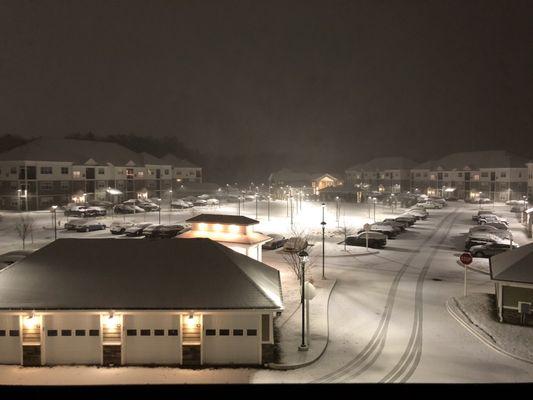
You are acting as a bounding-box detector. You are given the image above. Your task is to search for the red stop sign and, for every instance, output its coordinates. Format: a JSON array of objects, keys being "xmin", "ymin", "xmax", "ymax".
[{"xmin": 460, "ymin": 252, "xmax": 473, "ymax": 265}]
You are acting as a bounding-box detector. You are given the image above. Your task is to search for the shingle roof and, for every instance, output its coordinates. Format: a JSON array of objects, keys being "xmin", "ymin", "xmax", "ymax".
[
  {"xmin": 490, "ymin": 243, "xmax": 533, "ymax": 284},
  {"xmin": 161, "ymin": 154, "xmax": 199, "ymax": 168},
  {"xmin": 418, "ymin": 151, "xmax": 528, "ymax": 170},
  {"xmin": 0, "ymin": 138, "xmax": 148, "ymax": 166},
  {"xmin": 0, "ymin": 238, "xmax": 283, "ymax": 310},
  {"xmin": 346, "ymin": 157, "xmax": 417, "ymax": 172},
  {"xmin": 186, "ymin": 214, "xmax": 259, "ymax": 225}
]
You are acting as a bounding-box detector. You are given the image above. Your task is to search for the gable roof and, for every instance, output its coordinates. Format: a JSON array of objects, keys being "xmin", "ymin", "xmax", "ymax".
[
  {"xmin": 490, "ymin": 243, "xmax": 533, "ymax": 284},
  {"xmin": 0, "ymin": 238, "xmax": 283, "ymax": 310},
  {"xmin": 161, "ymin": 154, "xmax": 199, "ymax": 168},
  {"xmin": 418, "ymin": 151, "xmax": 528, "ymax": 171},
  {"xmin": 346, "ymin": 157, "xmax": 417, "ymax": 172},
  {"xmin": 186, "ymin": 214, "xmax": 259, "ymax": 226}
]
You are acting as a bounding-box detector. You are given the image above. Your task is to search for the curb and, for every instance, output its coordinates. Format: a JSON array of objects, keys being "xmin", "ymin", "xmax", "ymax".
[
  {"xmin": 446, "ymin": 297, "xmax": 533, "ymax": 365},
  {"xmin": 267, "ymin": 279, "xmax": 337, "ymax": 370},
  {"xmin": 327, "ymin": 250, "xmax": 379, "ymax": 258}
]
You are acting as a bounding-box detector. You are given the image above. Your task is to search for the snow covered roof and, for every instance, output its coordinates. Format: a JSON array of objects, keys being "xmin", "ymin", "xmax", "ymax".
[
  {"xmin": 0, "ymin": 238, "xmax": 283, "ymax": 311},
  {"xmin": 187, "ymin": 214, "xmax": 259, "ymax": 226},
  {"xmin": 346, "ymin": 157, "xmax": 417, "ymax": 172},
  {"xmin": 490, "ymin": 243, "xmax": 533, "ymax": 284},
  {"xmin": 269, "ymin": 169, "xmax": 340, "ymax": 185},
  {"xmin": 160, "ymin": 153, "xmax": 199, "ymax": 168},
  {"xmin": 418, "ymin": 151, "xmax": 528, "ymax": 171},
  {"xmin": 140, "ymin": 152, "xmax": 168, "ymax": 166}
]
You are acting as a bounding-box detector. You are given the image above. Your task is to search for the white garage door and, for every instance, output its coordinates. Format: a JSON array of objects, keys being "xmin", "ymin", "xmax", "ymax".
[
  {"xmin": 0, "ymin": 315, "xmax": 21, "ymax": 364},
  {"xmin": 43, "ymin": 314, "xmax": 101, "ymax": 365},
  {"xmin": 203, "ymin": 314, "xmax": 260, "ymax": 365},
  {"xmin": 123, "ymin": 314, "xmax": 180, "ymax": 365}
]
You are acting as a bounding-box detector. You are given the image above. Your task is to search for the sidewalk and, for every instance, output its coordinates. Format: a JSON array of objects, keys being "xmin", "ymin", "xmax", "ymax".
[
  {"xmin": 446, "ymin": 294, "xmax": 533, "ymax": 364},
  {"xmin": 268, "ymin": 278, "xmax": 336, "ymax": 370}
]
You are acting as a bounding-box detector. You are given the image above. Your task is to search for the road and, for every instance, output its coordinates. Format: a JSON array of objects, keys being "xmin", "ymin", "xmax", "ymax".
[{"xmin": 0, "ymin": 200, "xmax": 532, "ymax": 383}]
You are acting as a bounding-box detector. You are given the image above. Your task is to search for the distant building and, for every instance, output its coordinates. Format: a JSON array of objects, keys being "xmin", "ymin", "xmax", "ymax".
[
  {"xmin": 0, "ymin": 238, "xmax": 283, "ymax": 366},
  {"xmin": 490, "ymin": 243, "xmax": 533, "ymax": 326},
  {"xmin": 268, "ymin": 168, "xmax": 342, "ymax": 198},
  {"xmin": 346, "ymin": 151, "xmax": 529, "ymax": 200},
  {"xmin": 0, "ymin": 139, "xmax": 202, "ymax": 210},
  {"xmin": 179, "ymin": 214, "xmax": 271, "ymax": 261},
  {"xmin": 160, "ymin": 154, "xmax": 202, "ymax": 184}
]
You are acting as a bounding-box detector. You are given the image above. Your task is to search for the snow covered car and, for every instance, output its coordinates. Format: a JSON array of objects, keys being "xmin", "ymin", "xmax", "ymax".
[
  {"xmin": 345, "ymin": 232, "xmax": 387, "ymax": 249},
  {"xmin": 505, "ymin": 199, "xmax": 527, "ymax": 206},
  {"xmin": 358, "ymin": 223, "xmax": 398, "ymax": 238},
  {"xmin": 113, "ymin": 204, "xmax": 136, "ymax": 214},
  {"xmin": 64, "ymin": 218, "xmax": 88, "ymax": 230},
  {"xmin": 416, "ymin": 201, "xmax": 442, "ymax": 209},
  {"xmin": 171, "ymin": 199, "xmax": 193, "ymax": 209},
  {"xmin": 394, "ymin": 214, "xmax": 416, "ymax": 226},
  {"xmin": 484, "ymin": 222, "xmax": 510, "ymax": 231},
  {"xmin": 193, "ymin": 199, "xmax": 207, "ymax": 207},
  {"xmin": 469, "ymin": 242, "xmax": 519, "ymax": 258},
  {"xmin": 141, "ymin": 224, "xmax": 162, "ymax": 237},
  {"xmin": 283, "ymin": 237, "xmax": 308, "ymax": 252},
  {"xmin": 510, "ymin": 205, "xmax": 523, "ymax": 213},
  {"xmin": 64, "ymin": 205, "xmax": 90, "ymax": 217},
  {"xmin": 124, "ymin": 223, "xmax": 153, "ymax": 237},
  {"xmin": 472, "ymin": 210, "xmax": 494, "ymax": 222},
  {"xmin": 464, "ymin": 232, "xmax": 507, "ymax": 250},
  {"xmin": 478, "ymin": 215, "xmax": 508, "ymax": 226},
  {"xmin": 381, "ymin": 219, "xmax": 407, "ymax": 231},
  {"xmin": 206, "ymin": 198, "xmax": 220, "ymax": 206},
  {"xmin": 406, "ymin": 209, "xmax": 428, "ymax": 220},
  {"xmin": 86, "ymin": 206, "xmax": 107, "ymax": 216},
  {"xmin": 429, "ymin": 197, "xmax": 447, "ymax": 206},
  {"xmin": 469, "ymin": 225, "xmax": 509, "ymax": 236},
  {"xmin": 109, "ymin": 221, "xmax": 135, "ymax": 234},
  {"xmin": 262, "ymin": 234, "xmax": 288, "ymax": 250},
  {"xmin": 76, "ymin": 220, "xmax": 106, "ymax": 232}
]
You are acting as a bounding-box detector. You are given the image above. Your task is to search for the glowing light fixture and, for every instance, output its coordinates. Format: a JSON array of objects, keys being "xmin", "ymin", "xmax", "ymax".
[
  {"xmin": 229, "ymin": 224, "xmax": 240, "ymax": 233},
  {"xmin": 213, "ymin": 224, "xmax": 223, "ymax": 232},
  {"xmin": 23, "ymin": 312, "xmax": 38, "ymax": 329}
]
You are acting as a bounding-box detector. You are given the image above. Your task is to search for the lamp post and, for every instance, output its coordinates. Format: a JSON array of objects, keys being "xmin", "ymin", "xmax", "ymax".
[
  {"xmin": 479, "ymin": 192, "xmax": 482, "ymax": 210},
  {"xmin": 255, "ymin": 193, "xmax": 258, "ymax": 219},
  {"xmin": 51, "ymin": 205, "xmax": 58, "ymax": 240},
  {"xmin": 321, "ymin": 203, "xmax": 326, "ymax": 279},
  {"xmin": 286, "ymin": 191, "xmax": 289, "ymax": 217},
  {"xmin": 17, "ymin": 189, "xmax": 21, "ymax": 213},
  {"xmin": 238, "ymin": 196, "xmax": 241, "ymax": 216},
  {"xmin": 242, "ymin": 191, "xmax": 246, "ymax": 213},
  {"xmin": 168, "ymin": 190, "xmax": 173, "ymax": 224},
  {"xmin": 298, "ymin": 250, "xmax": 309, "ymax": 351},
  {"xmin": 290, "ymin": 194, "xmax": 294, "ymax": 228},
  {"xmin": 267, "ymin": 195, "xmax": 271, "ymax": 221},
  {"xmin": 335, "ymin": 196, "xmax": 340, "ymax": 228},
  {"xmin": 158, "ymin": 198, "xmax": 161, "ymax": 224},
  {"xmin": 373, "ymin": 197, "xmax": 376, "ymax": 222}
]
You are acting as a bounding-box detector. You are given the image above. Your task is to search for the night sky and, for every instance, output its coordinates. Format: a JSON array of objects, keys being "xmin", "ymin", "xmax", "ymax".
[{"xmin": 0, "ymin": 0, "xmax": 532, "ymax": 173}]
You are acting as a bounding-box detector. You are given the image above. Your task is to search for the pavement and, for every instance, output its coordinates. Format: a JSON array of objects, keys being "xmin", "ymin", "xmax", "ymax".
[{"xmin": 268, "ymin": 279, "xmax": 336, "ymax": 370}]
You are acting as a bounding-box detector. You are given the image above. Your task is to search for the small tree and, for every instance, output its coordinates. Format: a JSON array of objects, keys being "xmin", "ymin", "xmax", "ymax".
[
  {"xmin": 336, "ymin": 224, "xmax": 356, "ymax": 251},
  {"xmin": 15, "ymin": 215, "xmax": 34, "ymax": 250},
  {"xmin": 282, "ymin": 227, "xmax": 316, "ymax": 295}
]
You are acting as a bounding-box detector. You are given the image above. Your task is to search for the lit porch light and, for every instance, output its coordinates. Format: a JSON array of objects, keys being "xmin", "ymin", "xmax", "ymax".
[{"xmin": 23, "ymin": 312, "xmax": 38, "ymax": 329}]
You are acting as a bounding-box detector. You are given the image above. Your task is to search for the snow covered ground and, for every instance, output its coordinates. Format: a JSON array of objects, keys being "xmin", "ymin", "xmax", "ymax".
[{"xmin": 1, "ymin": 200, "xmax": 533, "ymax": 383}]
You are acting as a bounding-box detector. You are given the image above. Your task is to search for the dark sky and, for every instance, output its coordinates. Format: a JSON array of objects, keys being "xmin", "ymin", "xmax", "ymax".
[{"xmin": 0, "ymin": 0, "xmax": 532, "ymax": 171}]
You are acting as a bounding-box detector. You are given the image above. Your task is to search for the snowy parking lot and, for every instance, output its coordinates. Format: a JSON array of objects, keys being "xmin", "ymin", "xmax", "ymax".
[{"xmin": 0, "ymin": 199, "xmax": 532, "ymax": 383}]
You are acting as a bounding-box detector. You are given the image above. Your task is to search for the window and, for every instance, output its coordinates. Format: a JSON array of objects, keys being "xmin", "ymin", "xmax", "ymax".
[
  {"xmin": 519, "ymin": 172, "xmax": 523, "ymax": 178},
  {"xmin": 0, "ymin": 330, "xmax": 5, "ymax": 336},
  {"xmin": 75, "ymin": 330, "xmax": 86, "ymax": 336},
  {"xmin": 39, "ymin": 181, "xmax": 53, "ymax": 191},
  {"xmin": 98, "ymin": 168, "xmax": 105, "ymax": 175},
  {"xmin": 60, "ymin": 181, "xmax": 70, "ymax": 191},
  {"xmin": 481, "ymin": 172, "xmax": 489, "ymax": 178},
  {"xmin": 233, "ymin": 329, "xmax": 243, "ymax": 336},
  {"xmin": 47, "ymin": 330, "xmax": 58, "ymax": 337},
  {"xmin": 167, "ymin": 329, "xmax": 178, "ymax": 336},
  {"xmin": 246, "ymin": 329, "xmax": 257, "ymax": 336},
  {"xmin": 458, "ymin": 172, "xmax": 463, "ymax": 177},
  {"xmin": 501, "ymin": 172, "xmax": 507, "ymax": 178},
  {"xmin": 61, "ymin": 167, "xmax": 69, "ymax": 174},
  {"xmin": 9, "ymin": 330, "xmax": 19, "ymax": 337},
  {"xmin": 126, "ymin": 329, "xmax": 137, "ymax": 336},
  {"xmin": 165, "ymin": 169, "xmax": 169, "ymax": 175},
  {"xmin": 10, "ymin": 167, "xmax": 16, "ymax": 174},
  {"xmin": 40, "ymin": 166, "xmax": 52, "ymax": 174},
  {"xmin": 140, "ymin": 329, "xmax": 150, "ymax": 336},
  {"xmin": 205, "ymin": 329, "xmax": 216, "ymax": 336},
  {"xmin": 89, "ymin": 329, "xmax": 99, "ymax": 336},
  {"xmin": 219, "ymin": 329, "xmax": 230, "ymax": 336},
  {"xmin": 61, "ymin": 330, "xmax": 72, "ymax": 336},
  {"xmin": 137, "ymin": 171, "xmax": 144, "ymax": 178},
  {"xmin": 154, "ymin": 329, "xmax": 164, "ymax": 336},
  {"xmin": 73, "ymin": 171, "xmax": 81, "ymax": 178}
]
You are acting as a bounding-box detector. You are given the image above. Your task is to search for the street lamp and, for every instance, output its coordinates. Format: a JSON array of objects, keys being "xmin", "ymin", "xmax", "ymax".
[
  {"xmin": 158, "ymin": 198, "xmax": 162, "ymax": 224},
  {"xmin": 51, "ymin": 205, "xmax": 58, "ymax": 240},
  {"xmin": 255, "ymin": 193, "xmax": 258, "ymax": 219},
  {"xmin": 298, "ymin": 250, "xmax": 309, "ymax": 352},
  {"xmin": 267, "ymin": 195, "xmax": 271, "ymax": 221},
  {"xmin": 321, "ymin": 203, "xmax": 326, "ymax": 280},
  {"xmin": 290, "ymin": 194, "xmax": 294, "ymax": 228},
  {"xmin": 373, "ymin": 197, "xmax": 377, "ymax": 222},
  {"xmin": 169, "ymin": 189, "xmax": 173, "ymax": 224},
  {"xmin": 17, "ymin": 189, "xmax": 21, "ymax": 212}
]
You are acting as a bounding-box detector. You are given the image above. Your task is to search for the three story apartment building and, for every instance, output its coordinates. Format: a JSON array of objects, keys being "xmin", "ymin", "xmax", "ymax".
[
  {"xmin": 345, "ymin": 157, "xmax": 417, "ymax": 193},
  {"xmin": 0, "ymin": 139, "xmax": 202, "ymax": 210}
]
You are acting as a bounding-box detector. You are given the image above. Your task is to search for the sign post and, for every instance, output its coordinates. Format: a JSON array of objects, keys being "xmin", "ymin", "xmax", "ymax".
[
  {"xmin": 460, "ymin": 252, "xmax": 473, "ymax": 296},
  {"xmin": 364, "ymin": 223, "xmax": 370, "ymax": 251}
]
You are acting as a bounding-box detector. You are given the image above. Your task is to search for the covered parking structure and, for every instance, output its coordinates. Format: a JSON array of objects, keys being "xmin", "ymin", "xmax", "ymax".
[{"xmin": 0, "ymin": 238, "xmax": 283, "ymax": 366}]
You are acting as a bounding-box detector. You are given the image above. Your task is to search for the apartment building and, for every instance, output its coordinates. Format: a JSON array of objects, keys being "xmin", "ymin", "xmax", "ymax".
[
  {"xmin": 345, "ymin": 157, "xmax": 417, "ymax": 193},
  {"xmin": 160, "ymin": 154, "xmax": 202, "ymax": 184},
  {"xmin": 0, "ymin": 139, "xmax": 201, "ymax": 210}
]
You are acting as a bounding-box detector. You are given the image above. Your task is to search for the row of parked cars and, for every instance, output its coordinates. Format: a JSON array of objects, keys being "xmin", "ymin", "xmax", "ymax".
[
  {"xmin": 466, "ymin": 210, "xmax": 516, "ymax": 258},
  {"xmin": 109, "ymin": 221, "xmax": 190, "ymax": 239},
  {"xmin": 343, "ymin": 206, "xmax": 431, "ymax": 249}
]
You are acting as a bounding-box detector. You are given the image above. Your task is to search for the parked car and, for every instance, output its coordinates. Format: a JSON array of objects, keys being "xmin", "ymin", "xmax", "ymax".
[
  {"xmin": 86, "ymin": 206, "xmax": 107, "ymax": 216},
  {"xmin": 510, "ymin": 205, "xmax": 523, "ymax": 213},
  {"xmin": 76, "ymin": 220, "xmax": 106, "ymax": 232},
  {"xmin": 144, "ymin": 224, "xmax": 184, "ymax": 238},
  {"xmin": 469, "ymin": 225, "xmax": 509, "ymax": 236},
  {"xmin": 345, "ymin": 232, "xmax": 387, "ymax": 249},
  {"xmin": 137, "ymin": 201, "xmax": 160, "ymax": 211},
  {"xmin": 193, "ymin": 199, "xmax": 208, "ymax": 207},
  {"xmin": 380, "ymin": 220, "xmax": 406, "ymax": 232},
  {"xmin": 469, "ymin": 242, "xmax": 519, "ymax": 258},
  {"xmin": 206, "ymin": 198, "xmax": 220, "ymax": 206},
  {"xmin": 446, "ymin": 196, "xmax": 459, "ymax": 201},
  {"xmin": 88, "ymin": 200, "xmax": 114, "ymax": 209},
  {"xmin": 124, "ymin": 223, "xmax": 154, "ymax": 237},
  {"xmin": 171, "ymin": 199, "xmax": 193, "ymax": 209},
  {"xmin": 64, "ymin": 205, "xmax": 90, "ymax": 217},
  {"xmin": 406, "ymin": 209, "xmax": 428, "ymax": 220},
  {"xmin": 262, "ymin": 234, "xmax": 288, "ymax": 250},
  {"xmin": 505, "ymin": 199, "xmax": 527, "ymax": 206},
  {"xmin": 478, "ymin": 215, "xmax": 508, "ymax": 226},
  {"xmin": 394, "ymin": 215, "xmax": 416, "ymax": 226},
  {"xmin": 283, "ymin": 237, "xmax": 308, "ymax": 252},
  {"xmin": 465, "ymin": 232, "xmax": 507, "ymax": 250},
  {"xmin": 484, "ymin": 222, "xmax": 511, "ymax": 231},
  {"xmin": 416, "ymin": 201, "xmax": 442, "ymax": 209},
  {"xmin": 472, "ymin": 210, "xmax": 494, "ymax": 222},
  {"xmin": 113, "ymin": 204, "xmax": 136, "ymax": 214},
  {"xmin": 429, "ymin": 197, "xmax": 447, "ymax": 206},
  {"xmin": 358, "ymin": 223, "xmax": 398, "ymax": 238},
  {"xmin": 142, "ymin": 224, "xmax": 162, "ymax": 237},
  {"xmin": 110, "ymin": 221, "xmax": 135, "ymax": 234},
  {"xmin": 64, "ymin": 218, "xmax": 88, "ymax": 230}
]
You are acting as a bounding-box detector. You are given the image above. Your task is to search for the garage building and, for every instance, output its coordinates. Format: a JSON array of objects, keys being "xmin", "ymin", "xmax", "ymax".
[{"xmin": 0, "ymin": 238, "xmax": 283, "ymax": 366}]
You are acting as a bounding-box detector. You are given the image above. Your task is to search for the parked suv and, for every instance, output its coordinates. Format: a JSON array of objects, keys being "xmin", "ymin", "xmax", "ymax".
[{"xmin": 470, "ymin": 242, "xmax": 519, "ymax": 258}]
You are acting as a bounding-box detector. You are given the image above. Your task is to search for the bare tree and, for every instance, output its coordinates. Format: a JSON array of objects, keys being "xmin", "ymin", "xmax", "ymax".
[
  {"xmin": 335, "ymin": 224, "xmax": 356, "ymax": 251},
  {"xmin": 15, "ymin": 215, "xmax": 34, "ymax": 250},
  {"xmin": 282, "ymin": 227, "xmax": 316, "ymax": 294}
]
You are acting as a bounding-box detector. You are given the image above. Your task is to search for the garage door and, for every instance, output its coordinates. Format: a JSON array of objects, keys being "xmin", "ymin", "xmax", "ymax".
[
  {"xmin": 203, "ymin": 314, "xmax": 260, "ymax": 365},
  {"xmin": 43, "ymin": 314, "xmax": 101, "ymax": 365},
  {"xmin": 123, "ymin": 313, "xmax": 180, "ymax": 365},
  {"xmin": 0, "ymin": 315, "xmax": 21, "ymax": 364}
]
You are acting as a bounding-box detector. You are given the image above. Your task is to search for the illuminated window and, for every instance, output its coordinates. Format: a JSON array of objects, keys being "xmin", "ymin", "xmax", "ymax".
[{"xmin": 73, "ymin": 171, "xmax": 81, "ymax": 178}]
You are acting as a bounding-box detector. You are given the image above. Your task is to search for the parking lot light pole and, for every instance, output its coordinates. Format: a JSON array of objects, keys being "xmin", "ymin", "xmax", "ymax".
[
  {"xmin": 158, "ymin": 198, "xmax": 161, "ymax": 224},
  {"xmin": 255, "ymin": 193, "xmax": 258, "ymax": 219},
  {"xmin": 51, "ymin": 205, "xmax": 58, "ymax": 240},
  {"xmin": 168, "ymin": 190, "xmax": 173, "ymax": 224},
  {"xmin": 238, "ymin": 196, "xmax": 241, "ymax": 216},
  {"xmin": 298, "ymin": 250, "xmax": 309, "ymax": 351},
  {"xmin": 373, "ymin": 198, "xmax": 376, "ymax": 222},
  {"xmin": 321, "ymin": 203, "xmax": 326, "ymax": 279},
  {"xmin": 267, "ymin": 195, "xmax": 271, "ymax": 221}
]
